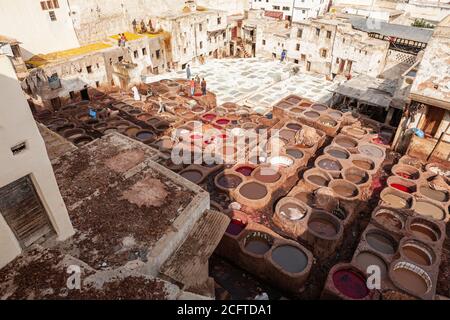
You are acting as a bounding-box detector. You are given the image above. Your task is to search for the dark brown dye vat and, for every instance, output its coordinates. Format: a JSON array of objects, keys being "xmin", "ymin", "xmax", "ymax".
[
  {"xmin": 402, "ymin": 242, "xmax": 433, "ymax": 266},
  {"xmin": 304, "ymin": 111, "xmax": 320, "ymax": 118},
  {"xmin": 365, "ymin": 231, "xmax": 396, "ymax": 254},
  {"xmin": 72, "ymin": 136, "xmax": 93, "ymax": 146},
  {"xmin": 352, "ymin": 159, "xmax": 374, "ymax": 170},
  {"xmin": 239, "ymin": 182, "xmax": 268, "ymax": 200},
  {"xmin": 409, "ymin": 220, "xmax": 440, "ymax": 242},
  {"xmin": 180, "ymin": 170, "xmax": 203, "ymax": 184},
  {"xmin": 286, "ymin": 123, "xmax": 302, "ymax": 131},
  {"xmin": 271, "ymin": 245, "xmax": 308, "ymax": 273},
  {"xmin": 336, "ymin": 137, "xmax": 357, "ymax": 148},
  {"xmin": 136, "ymin": 131, "xmax": 155, "ymax": 141},
  {"xmin": 244, "ymin": 232, "xmax": 273, "ymax": 255},
  {"xmin": 277, "ymin": 102, "xmax": 292, "ymax": 109},
  {"xmin": 279, "ymin": 129, "xmax": 296, "ymax": 141},
  {"xmin": 308, "ymin": 175, "xmax": 329, "ymax": 187},
  {"xmin": 286, "ymin": 148, "xmax": 304, "ymax": 159},
  {"xmin": 253, "ymin": 167, "xmax": 281, "ymax": 183},
  {"xmin": 311, "ymin": 104, "xmax": 328, "ymax": 112},
  {"xmin": 374, "ymin": 210, "xmax": 404, "ymax": 231},
  {"xmin": 218, "ymin": 174, "xmax": 242, "ymax": 189}
]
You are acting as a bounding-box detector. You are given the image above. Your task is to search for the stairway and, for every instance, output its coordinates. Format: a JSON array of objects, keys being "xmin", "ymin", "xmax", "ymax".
[{"xmin": 236, "ymin": 38, "xmax": 251, "ymax": 58}]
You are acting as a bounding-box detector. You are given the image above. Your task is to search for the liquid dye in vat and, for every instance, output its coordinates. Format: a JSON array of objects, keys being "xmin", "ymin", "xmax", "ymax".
[
  {"xmin": 390, "ymin": 183, "xmax": 413, "ymax": 193},
  {"xmin": 419, "ymin": 186, "xmax": 448, "ymax": 202},
  {"xmin": 366, "ymin": 232, "xmax": 396, "ymax": 254},
  {"xmin": 346, "ymin": 173, "xmax": 366, "ymax": 185},
  {"xmin": 391, "ymin": 268, "xmax": 429, "ymax": 296},
  {"xmin": 354, "ymin": 252, "xmax": 388, "ymax": 278},
  {"xmin": 271, "ymin": 246, "xmax": 308, "ymax": 273},
  {"xmin": 332, "ymin": 184, "xmax": 357, "ymax": 197},
  {"xmin": 216, "ymin": 118, "xmax": 230, "ymax": 125},
  {"xmin": 410, "ymin": 223, "xmax": 439, "ymax": 242},
  {"xmin": 286, "ymin": 123, "xmax": 302, "ymax": 131},
  {"xmin": 236, "ymin": 166, "xmax": 254, "ymax": 176},
  {"xmin": 304, "ymin": 111, "xmax": 320, "ymax": 118},
  {"xmin": 286, "ymin": 149, "xmax": 304, "ymax": 159},
  {"xmin": 337, "ymin": 139, "xmax": 357, "ymax": 148},
  {"xmin": 218, "ymin": 174, "xmax": 242, "ymax": 189},
  {"xmin": 279, "ymin": 129, "xmax": 296, "ymax": 141},
  {"xmin": 202, "ymin": 114, "xmax": 216, "ymax": 121},
  {"xmin": 254, "ymin": 167, "xmax": 281, "ymax": 183},
  {"xmin": 328, "ymin": 149, "xmax": 349, "ymax": 159},
  {"xmin": 402, "ymin": 244, "xmax": 432, "ymax": 266},
  {"xmin": 226, "ymin": 219, "xmax": 246, "ymax": 236},
  {"xmin": 279, "ymin": 203, "xmax": 306, "ymax": 220},
  {"xmin": 239, "ymin": 182, "xmax": 268, "ymax": 200},
  {"xmin": 136, "ymin": 131, "xmax": 154, "ymax": 140},
  {"xmin": 353, "ymin": 160, "xmax": 374, "ymax": 170},
  {"xmin": 318, "ymin": 159, "xmax": 342, "ymax": 171},
  {"xmin": 382, "ymin": 193, "xmax": 408, "ymax": 208},
  {"xmin": 308, "ymin": 175, "xmax": 328, "ymax": 186},
  {"xmin": 396, "ymin": 172, "xmax": 413, "ymax": 179},
  {"xmin": 245, "ymin": 239, "xmax": 271, "ymax": 255},
  {"xmin": 308, "ymin": 218, "xmax": 337, "ymax": 237},
  {"xmin": 375, "ymin": 211, "xmax": 403, "ymax": 231},
  {"xmin": 332, "ymin": 269, "xmax": 369, "ymax": 299},
  {"xmin": 414, "ymin": 201, "xmax": 445, "ymax": 220}
]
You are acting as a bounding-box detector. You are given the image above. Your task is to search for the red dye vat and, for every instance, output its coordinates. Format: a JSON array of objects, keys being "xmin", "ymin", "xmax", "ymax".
[
  {"xmin": 390, "ymin": 183, "xmax": 413, "ymax": 193},
  {"xmin": 372, "ymin": 136, "xmax": 388, "ymax": 145},
  {"xmin": 216, "ymin": 118, "xmax": 230, "ymax": 125},
  {"xmin": 226, "ymin": 219, "xmax": 247, "ymax": 236},
  {"xmin": 202, "ymin": 114, "xmax": 216, "ymax": 121},
  {"xmin": 236, "ymin": 166, "xmax": 254, "ymax": 176},
  {"xmin": 332, "ymin": 269, "xmax": 369, "ymax": 299},
  {"xmin": 397, "ymin": 172, "xmax": 412, "ymax": 179}
]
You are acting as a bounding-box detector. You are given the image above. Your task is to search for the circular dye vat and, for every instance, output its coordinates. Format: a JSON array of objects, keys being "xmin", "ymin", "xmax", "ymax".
[
  {"xmin": 352, "ymin": 159, "xmax": 375, "ymax": 171},
  {"xmin": 307, "ymin": 175, "xmax": 329, "ymax": 187},
  {"xmin": 286, "ymin": 123, "xmax": 302, "ymax": 131},
  {"xmin": 278, "ymin": 202, "xmax": 307, "ymax": 220},
  {"xmin": 226, "ymin": 219, "xmax": 246, "ymax": 236},
  {"xmin": 414, "ymin": 200, "xmax": 445, "ymax": 220},
  {"xmin": 410, "ymin": 221, "xmax": 440, "ymax": 242},
  {"xmin": 319, "ymin": 117, "xmax": 337, "ymax": 127},
  {"xmin": 217, "ymin": 174, "xmax": 242, "ymax": 189},
  {"xmin": 269, "ymin": 156, "xmax": 294, "ymax": 168},
  {"xmin": 365, "ymin": 231, "xmax": 396, "ymax": 254},
  {"xmin": 239, "ymin": 182, "xmax": 268, "ymax": 200},
  {"xmin": 290, "ymin": 107, "xmax": 303, "ymax": 113},
  {"xmin": 311, "ymin": 104, "xmax": 328, "ymax": 112},
  {"xmin": 419, "ymin": 186, "xmax": 449, "ymax": 202},
  {"xmin": 244, "ymin": 232, "xmax": 273, "ymax": 255},
  {"xmin": 336, "ymin": 136, "xmax": 357, "ymax": 148},
  {"xmin": 318, "ymin": 159, "xmax": 342, "ymax": 171},
  {"xmin": 72, "ymin": 136, "xmax": 93, "ymax": 146},
  {"xmin": 358, "ymin": 145, "xmax": 384, "ymax": 159},
  {"xmin": 374, "ymin": 210, "xmax": 404, "ymax": 231},
  {"xmin": 304, "ymin": 111, "xmax": 320, "ymax": 118},
  {"xmin": 327, "ymin": 148, "xmax": 350, "ymax": 159},
  {"xmin": 391, "ymin": 263, "xmax": 431, "ymax": 296},
  {"xmin": 235, "ymin": 166, "xmax": 254, "ymax": 176},
  {"xmin": 332, "ymin": 269, "xmax": 369, "ymax": 299},
  {"xmin": 192, "ymin": 106, "xmax": 204, "ymax": 113},
  {"xmin": 382, "ymin": 192, "xmax": 409, "ymax": 209},
  {"xmin": 308, "ymin": 216, "xmax": 338, "ymax": 238},
  {"xmin": 390, "ymin": 183, "xmax": 413, "ymax": 193},
  {"xmin": 329, "ymin": 111, "xmax": 343, "ymax": 119},
  {"xmin": 180, "ymin": 170, "xmax": 203, "ymax": 184},
  {"xmin": 271, "ymin": 245, "xmax": 308, "ymax": 273},
  {"xmin": 135, "ymin": 130, "xmax": 155, "ymax": 141},
  {"xmin": 331, "ymin": 181, "xmax": 358, "ymax": 198},
  {"xmin": 279, "ymin": 129, "xmax": 296, "ymax": 141},
  {"xmin": 346, "ymin": 127, "xmax": 366, "ymax": 137},
  {"xmin": 402, "ymin": 242, "xmax": 434, "ymax": 266},
  {"xmin": 344, "ymin": 169, "xmax": 369, "ymax": 185},
  {"xmin": 216, "ymin": 118, "xmax": 230, "ymax": 125},
  {"xmin": 202, "ymin": 113, "xmax": 216, "ymax": 121},
  {"xmin": 253, "ymin": 167, "xmax": 281, "ymax": 183},
  {"xmin": 286, "ymin": 148, "xmax": 304, "ymax": 159},
  {"xmin": 354, "ymin": 252, "xmax": 388, "ymax": 278}
]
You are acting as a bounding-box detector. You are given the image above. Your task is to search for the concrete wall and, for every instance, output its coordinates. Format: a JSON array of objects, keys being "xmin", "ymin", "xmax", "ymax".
[
  {"xmin": 292, "ymin": 0, "xmax": 331, "ymax": 22},
  {"xmin": 0, "ymin": 0, "xmax": 80, "ymax": 59},
  {"xmin": 397, "ymin": 1, "xmax": 450, "ymax": 23},
  {"xmin": 0, "ymin": 55, "xmax": 75, "ymax": 269}
]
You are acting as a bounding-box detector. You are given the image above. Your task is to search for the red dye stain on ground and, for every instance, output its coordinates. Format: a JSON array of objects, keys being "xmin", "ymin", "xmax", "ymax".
[{"xmin": 332, "ymin": 269, "xmax": 369, "ymax": 299}]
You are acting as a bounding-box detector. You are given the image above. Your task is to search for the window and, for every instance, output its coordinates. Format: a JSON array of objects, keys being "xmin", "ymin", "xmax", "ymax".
[
  {"xmin": 142, "ymin": 48, "xmax": 147, "ymax": 55},
  {"xmin": 273, "ymin": 5, "xmax": 280, "ymax": 10},
  {"xmin": 134, "ymin": 50, "xmax": 138, "ymax": 58},
  {"xmin": 342, "ymin": 38, "xmax": 346, "ymax": 43},
  {"xmin": 297, "ymin": 29, "xmax": 303, "ymax": 38},
  {"xmin": 262, "ymin": 39, "xmax": 266, "ymax": 45},
  {"xmin": 53, "ymin": 0, "xmax": 59, "ymax": 8},
  {"xmin": 40, "ymin": 1, "xmax": 47, "ymax": 10},
  {"xmin": 315, "ymin": 28, "xmax": 320, "ymax": 36},
  {"xmin": 95, "ymin": 81, "xmax": 100, "ymax": 88},
  {"xmin": 326, "ymin": 31, "xmax": 332, "ymax": 39},
  {"xmin": 283, "ymin": 6, "xmax": 290, "ymax": 11},
  {"xmin": 199, "ymin": 24, "xmax": 203, "ymax": 32},
  {"xmin": 320, "ymin": 49, "xmax": 327, "ymax": 58},
  {"xmin": 49, "ymin": 11, "xmax": 57, "ymax": 21},
  {"xmin": 336, "ymin": 58, "xmax": 340, "ymax": 63},
  {"xmin": 86, "ymin": 65, "xmax": 92, "ymax": 73},
  {"xmin": 11, "ymin": 142, "xmax": 27, "ymax": 155},
  {"xmin": 156, "ymin": 50, "xmax": 161, "ymax": 59},
  {"xmin": 217, "ymin": 17, "xmax": 221, "ymax": 25},
  {"xmin": 184, "ymin": 47, "xmax": 187, "ymax": 54},
  {"xmin": 301, "ymin": 54, "xmax": 306, "ymax": 61},
  {"xmin": 199, "ymin": 41, "xmax": 203, "ymax": 49},
  {"xmin": 294, "ymin": 59, "xmax": 299, "ymax": 64},
  {"xmin": 47, "ymin": 0, "xmax": 54, "ymax": 9},
  {"xmin": 296, "ymin": 43, "xmax": 300, "ymax": 51},
  {"xmin": 118, "ymin": 56, "xmax": 124, "ymax": 62}
]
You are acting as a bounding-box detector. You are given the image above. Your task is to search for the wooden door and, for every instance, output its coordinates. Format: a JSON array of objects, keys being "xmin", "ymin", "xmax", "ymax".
[
  {"xmin": 0, "ymin": 176, "xmax": 54, "ymax": 248},
  {"xmin": 422, "ymin": 105, "xmax": 445, "ymax": 137}
]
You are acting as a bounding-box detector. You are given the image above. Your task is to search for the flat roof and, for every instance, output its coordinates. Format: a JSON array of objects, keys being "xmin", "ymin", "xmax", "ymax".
[
  {"xmin": 410, "ymin": 15, "xmax": 450, "ymax": 109},
  {"xmin": 349, "ymin": 16, "xmax": 434, "ymax": 43},
  {"xmin": 51, "ymin": 133, "xmax": 208, "ymax": 270}
]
